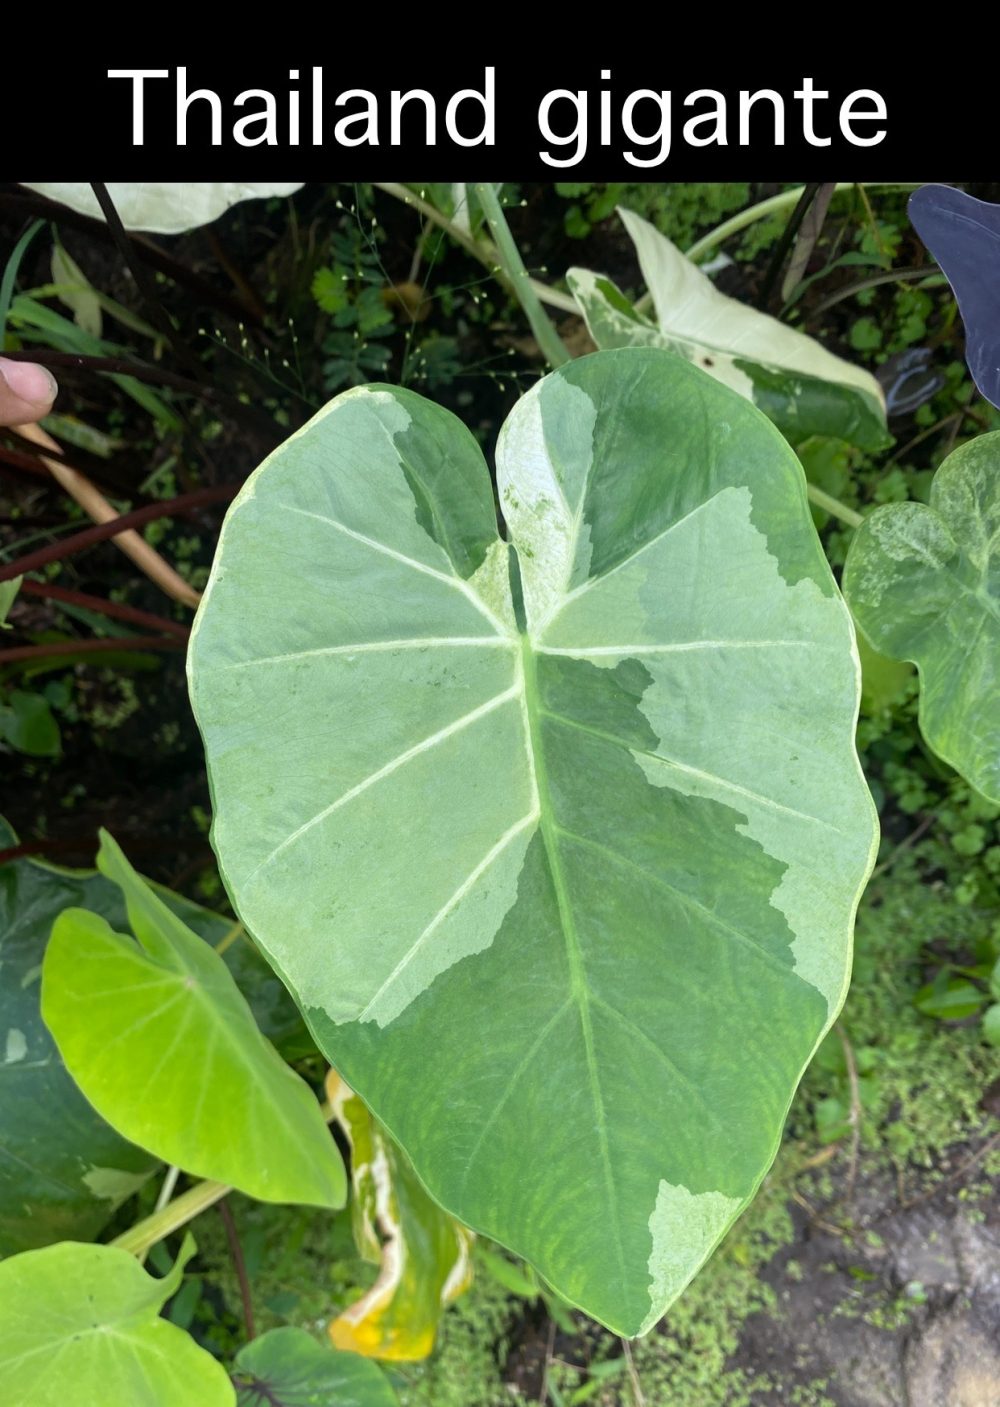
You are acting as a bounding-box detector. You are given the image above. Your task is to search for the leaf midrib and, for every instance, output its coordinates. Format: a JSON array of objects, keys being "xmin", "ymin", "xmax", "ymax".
[{"xmin": 518, "ymin": 635, "xmax": 628, "ymax": 1296}]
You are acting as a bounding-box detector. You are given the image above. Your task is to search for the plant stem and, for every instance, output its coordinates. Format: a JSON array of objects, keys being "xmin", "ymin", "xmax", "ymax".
[
  {"xmin": 621, "ymin": 1339, "xmax": 646, "ymax": 1406},
  {"xmin": 155, "ymin": 1165, "xmax": 181, "ymax": 1212},
  {"xmin": 374, "ymin": 184, "xmax": 578, "ymax": 315},
  {"xmin": 218, "ymin": 1198, "xmax": 256, "ymax": 1341},
  {"xmin": 757, "ymin": 182, "xmax": 821, "ymax": 309},
  {"xmin": 137, "ymin": 1165, "xmax": 182, "ymax": 1266},
  {"xmin": 3, "ymin": 190, "xmax": 262, "ymax": 325},
  {"xmin": 18, "ymin": 579, "xmax": 189, "ymax": 639},
  {"xmin": 834, "ymin": 1023, "xmax": 861, "ymax": 1201},
  {"xmin": 213, "ymin": 920, "xmax": 244, "ymax": 955},
  {"xmin": 111, "ymin": 1178, "xmax": 231, "ymax": 1257},
  {"xmin": 112, "ymin": 1097, "xmax": 337, "ymax": 1262},
  {"xmin": 537, "ymin": 1319, "xmax": 555, "ymax": 1405},
  {"xmin": 0, "ymin": 484, "xmax": 237, "ymax": 585},
  {"xmin": 0, "ymin": 348, "xmax": 282, "ymax": 437},
  {"xmin": 870, "ymin": 812, "xmax": 935, "ymax": 879},
  {"xmin": 805, "ymin": 265, "xmax": 937, "ymax": 321},
  {"xmin": 475, "ymin": 185, "xmax": 569, "ymax": 369},
  {"xmin": 0, "ymin": 834, "xmax": 202, "ymax": 866},
  {"xmin": 377, "ymin": 183, "xmax": 484, "ymax": 263},
  {"xmin": 90, "ymin": 183, "xmax": 201, "ymax": 380},
  {"xmin": 16, "ymin": 420, "xmax": 202, "ymax": 609},
  {"xmin": 0, "ymin": 635, "xmax": 186, "ymax": 665},
  {"xmin": 684, "ymin": 183, "xmax": 920, "ymax": 265},
  {"xmin": 807, "ymin": 484, "xmax": 864, "ymax": 529}
]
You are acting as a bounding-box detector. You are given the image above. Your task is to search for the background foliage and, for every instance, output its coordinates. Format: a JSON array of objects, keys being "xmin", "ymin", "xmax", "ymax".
[{"xmin": 1, "ymin": 181, "xmax": 999, "ymax": 1404}]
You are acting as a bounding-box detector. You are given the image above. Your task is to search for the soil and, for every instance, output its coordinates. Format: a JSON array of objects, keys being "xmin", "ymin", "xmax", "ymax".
[
  {"xmin": 734, "ymin": 1155, "xmax": 1000, "ymax": 1406},
  {"xmin": 494, "ymin": 1134, "xmax": 1000, "ymax": 1406}
]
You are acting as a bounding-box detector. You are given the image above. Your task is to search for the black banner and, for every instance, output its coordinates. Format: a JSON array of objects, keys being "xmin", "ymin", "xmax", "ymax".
[{"xmin": 5, "ymin": 57, "xmax": 983, "ymax": 179}]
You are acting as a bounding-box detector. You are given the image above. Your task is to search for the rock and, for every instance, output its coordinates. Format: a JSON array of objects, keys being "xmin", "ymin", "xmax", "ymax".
[
  {"xmin": 887, "ymin": 1208, "xmax": 962, "ymax": 1292},
  {"xmin": 903, "ymin": 1303, "xmax": 1000, "ymax": 1407}
]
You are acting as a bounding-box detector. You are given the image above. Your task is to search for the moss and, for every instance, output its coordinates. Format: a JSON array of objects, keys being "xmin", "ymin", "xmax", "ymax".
[
  {"xmin": 796, "ymin": 848, "xmax": 999, "ymax": 1179},
  {"xmin": 389, "ymin": 1273, "xmax": 516, "ymax": 1407},
  {"xmin": 625, "ymin": 1186, "xmax": 790, "ymax": 1406}
]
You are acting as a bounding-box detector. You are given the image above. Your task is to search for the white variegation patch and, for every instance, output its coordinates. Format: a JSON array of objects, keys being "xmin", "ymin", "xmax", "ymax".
[
  {"xmin": 568, "ymin": 266, "xmax": 757, "ymax": 402},
  {"xmin": 643, "ymin": 1181, "xmax": 740, "ymax": 1334},
  {"xmin": 845, "ymin": 433, "xmax": 1000, "ymax": 804},
  {"xmin": 496, "ymin": 373, "xmax": 596, "ymax": 634},
  {"xmin": 540, "ymin": 484, "xmax": 873, "ymax": 1013}
]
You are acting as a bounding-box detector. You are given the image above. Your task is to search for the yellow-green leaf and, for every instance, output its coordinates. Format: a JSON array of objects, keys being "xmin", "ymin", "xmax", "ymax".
[
  {"xmin": 0, "ymin": 1235, "xmax": 234, "ymax": 1406},
  {"xmin": 40, "ymin": 832, "xmax": 345, "ymax": 1208}
]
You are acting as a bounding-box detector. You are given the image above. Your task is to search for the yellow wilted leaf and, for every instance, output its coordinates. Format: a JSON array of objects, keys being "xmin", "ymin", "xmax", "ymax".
[{"xmin": 326, "ymin": 1071, "xmax": 473, "ymax": 1361}]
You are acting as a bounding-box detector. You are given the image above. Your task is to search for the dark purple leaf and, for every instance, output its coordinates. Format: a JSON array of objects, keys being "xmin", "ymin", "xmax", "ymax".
[{"xmin": 909, "ymin": 184, "xmax": 1000, "ymax": 409}]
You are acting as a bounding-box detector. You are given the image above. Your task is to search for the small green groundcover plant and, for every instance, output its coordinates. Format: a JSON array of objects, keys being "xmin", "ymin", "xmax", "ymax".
[{"xmin": 3, "ymin": 181, "xmax": 1000, "ymax": 1403}]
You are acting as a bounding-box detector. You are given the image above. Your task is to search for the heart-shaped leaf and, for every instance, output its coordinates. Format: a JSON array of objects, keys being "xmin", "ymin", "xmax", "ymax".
[
  {"xmin": 0, "ymin": 1235, "xmax": 234, "ymax": 1406},
  {"xmin": 41, "ymin": 832, "xmax": 345, "ymax": 1208},
  {"xmin": 1, "ymin": 819, "xmax": 198, "ymax": 1253},
  {"xmin": 188, "ymin": 348, "xmax": 877, "ymax": 1335},
  {"xmin": 0, "ymin": 815, "xmax": 313, "ymax": 1255},
  {"xmin": 567, "ymin": 207, "xmax": 890, "ymax": 451},
  {"xmin": 233, "ymin": 1327, "xmax": 398, "ymax": 1406},
  {"xmin": 908, "ymin": 184, "xmax": 1000, "ymax": 410},
  {"xmin": 844, "ymin": 431, "xmax": 1000, "ymax": 802}
]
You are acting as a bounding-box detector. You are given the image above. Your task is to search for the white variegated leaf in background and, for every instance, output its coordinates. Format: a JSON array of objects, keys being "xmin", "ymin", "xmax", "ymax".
[
  {"xmin": 20, "ymin": 183, "xmax": 304, "ymax": 234},
  {"xmin": 568, "ymin": 207, "xmax": 890, "ymax": 452}
]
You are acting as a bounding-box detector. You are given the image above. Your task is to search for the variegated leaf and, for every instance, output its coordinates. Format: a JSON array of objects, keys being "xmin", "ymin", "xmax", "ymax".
[
  {"xmin": 327, "ymin": 1072, "xmax": 473, "ymax": 1361},
  {"xmin": 189, "ymin": 348, "xmax": 877, "ymax": 1334},
  {"xmin": 568, "ymin": 207, "xmax": 890, "ymax": 451},
  {"xmin": 844, "ymin": 431, "xmax": 1000, "ymax": 801}
]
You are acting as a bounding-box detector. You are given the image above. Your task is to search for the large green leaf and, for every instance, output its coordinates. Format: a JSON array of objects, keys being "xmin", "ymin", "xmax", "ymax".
[
  {"xmin": 188, "ymin": 348, "xmax": 877, "ymax": 1335},
  {"xmin": 233, "ymin": 1327, "xmax": 398, "ymax": 1407},
  {"xmin": 0, "ymin": 1234, "xmax": 235, "ymax": 1405},
  {"xmin": 567, "ymin": 207, "xmax": 890, "ymax": 451},
  {"xmin": 0, "ymin": 820, "xmax": 309, "ymax": 1255},
  {"xmin": 41, "ymin": 833, "xmax": 345, "ymax": 1209},
  {"xmin": 844, "ymin": 432, "xmax": 1000, "ymax": 801}
]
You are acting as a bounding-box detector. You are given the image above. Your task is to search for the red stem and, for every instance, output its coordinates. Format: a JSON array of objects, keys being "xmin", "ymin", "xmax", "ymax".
[
  {"xmin": 18, "ymin": 580, "xmax": 190, "ymax": 639},
  {"xmin": 0, "ymin": 443, "xmax": 50, "ymax": 479},
  {"xmin": 0, "ymin": 351, "xmax": 287, "ymax": 438},
  {"xmin": 218, "ymin": 1200, "xmax": 256, "ymax": 1342},
  {"xmin": 0, "ymin": 636, "xmax": 186, "ymax": 665},
  {"xmin": 0, "ymin": 485, "xmax": 237, "ymax": 584}
]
